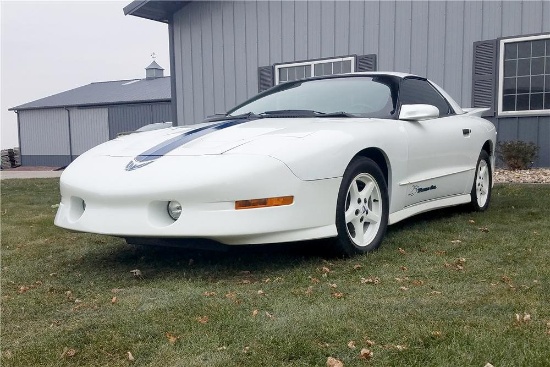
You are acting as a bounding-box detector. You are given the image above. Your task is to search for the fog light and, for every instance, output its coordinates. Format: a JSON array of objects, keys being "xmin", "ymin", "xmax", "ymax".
[{"xmin": 167, "ymin": 201, "xmax": 182, "ymax": 220}]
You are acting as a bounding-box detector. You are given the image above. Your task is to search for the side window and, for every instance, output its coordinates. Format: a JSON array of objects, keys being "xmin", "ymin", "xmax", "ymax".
[{"xmin": 399, "ymin": 78, "xmax": 454, "ymax": 117}]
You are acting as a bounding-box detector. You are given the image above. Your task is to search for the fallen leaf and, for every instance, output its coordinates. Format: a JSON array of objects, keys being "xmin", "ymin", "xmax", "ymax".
[
  {"xmin": 429, "ymin": 291, "xmax": 442, "ymax": 295},
  {"xmin": 329, "ymin": 283, "xmax": 337, "ymax": 289},
  {"xmin": 310, "ymin": 277, "xmax": 320, "ymax": 284},
  {"xmin": 252, "ymin": 309, "xmax": 259, "ymax": 317},
  {"xmin": 399, "ymin": 286, "xmax": 409, "ymax": 291},
  {"xmin": 395, "ymin": 345, "xmax": 407, "ymax": 351},
  {"xmin": 265, "ymin": 311, "xmax": 274, "ymax": 319},
  {"xmin": 353, "ymin": 264, "xmax": 362, "ymax": 270},
  {"xmin": 364, "ymin": 339, "xmax": 376, "ymax": 346},
  {"xmin": 435, "ymin": 250, "xmax": 446, "ymax": 255},
  {"xmin": 361, "ymin": 277, "xmax": 380, "ymax": 285},
  {"xmin": 257, "ymin": 289, "xmax": 265, "ymax": 296},
  {"xmin": 165, "ymin": 332, "xmax": 179, "ymax": 344},
  {"xmin": 431, "ymin": 330, "xmax": 442, "ymax": 337},
  {"xmin": 451, "ymin": 240, "xmax": 462, "ymax": 244},
  {"xmin": 2, "ymin": 350, "xmax": 12, "ymax": 359},
  {"xmin": 305, "ymin": 286, "xmax": 313, "ymax": 295},
  {"xmin": 127, "ymin": 351, "xmax": 135, "ymax": 361},
  {"xmin": 478, "ymin": 227, "xmax": 489, "ymax": 233},
  {"xmin": 65, "ymin": 290, "xmax": 72, "ymax": 299},
  {"xmin": 469, "ymin": 219, "xmax": 475, "ymax": 224},
  {"xmin": 111, "ymin": 296, "xmax": 117, "ymax": 304},
  {"xmin": 484, "ymin": 363, "xmax": 494, "ymax": 367},
  {"xmin": 523, "ymin": 314, "xmax": 531, "ymax": 322},
  {"xmin": 398, "ymin": 247, "xmax": 406, "ymax": 254},
  {"xmin": 18, "ymin": 286, "xmax": 29, "ymax": 294},
  {"xmin": 359, "ymin": 348, "xmax": 373, "ymax": 360},
  {"xmin": 197, "ymin": 316, "xmax": 209, "ymax": 324},
  {"xmin": 60, "ymin": 348, "xmax": 77, "ymax": 358},
  {"xmin": 130, "ymin": 269, "xmax": 142, "ymax": 277},
  {"xmin": 347, "ymin": 340, "xmax": 356, "ymax": 349},
  {"xmin": 241, "ymin": 279, "xmax": 251, "ymax": 284},
  {"xmin": 326, "ymin": 356, "xmax": 344, "ymax": 367},
  {"xmin": 217, "ymin": 346, "xmax": 227, "ymax": 351},
  {"xmin": 501, "ymin": 275, "xmax": 512, "ymax": 283},
  {"xmin": 243, "ymin": 346, "xmax": 250, "ymax": 353},
  {"xmin": 203, "ymin": 291, "xmax": 216, "ymax": 297},
  {"xmin": 321, "ymin": 266, "xmax": 331, "ymax": 274},
  {"xmin": 332, "ymin": 292, "xmax": 344, "ymax": 299},
  {"xmin": 400, "ymin": 266, "xmax": 408, "ymax": 271}
]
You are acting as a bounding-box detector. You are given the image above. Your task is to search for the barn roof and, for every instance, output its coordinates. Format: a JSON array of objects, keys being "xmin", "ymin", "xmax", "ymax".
[
  {"xmin": 123, "ymin": 1, "xmax": 188, "ymax": 23},
  {"xmin": 10, "ymin": 76, "xmax": 171, "ymax": 111}
]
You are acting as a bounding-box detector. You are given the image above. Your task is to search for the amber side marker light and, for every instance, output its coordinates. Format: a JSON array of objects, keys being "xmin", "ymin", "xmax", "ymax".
[{"xmin": 235, "ymin": 196, "xmax": 294, "ymax": 210}]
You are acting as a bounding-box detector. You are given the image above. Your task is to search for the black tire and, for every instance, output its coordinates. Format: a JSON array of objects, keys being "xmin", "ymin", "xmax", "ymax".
[
  {"xmin": 334, "ymin": 157, "xmax": 389, "ymax": 256},
  {"xmin": 470, "ymin": 150, "xmax": 492, "ymax": 211}
]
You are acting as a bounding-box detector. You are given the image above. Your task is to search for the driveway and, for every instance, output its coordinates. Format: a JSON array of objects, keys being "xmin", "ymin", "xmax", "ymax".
[{"xmin": 1, "ymin": 169, "xmax": 63, "ymax": 180}]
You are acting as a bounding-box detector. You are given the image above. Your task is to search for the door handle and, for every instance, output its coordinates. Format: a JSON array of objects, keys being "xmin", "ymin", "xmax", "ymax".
[{"xmin": 462, "ymin": 128, "xmax": 471, "ymax": 136}]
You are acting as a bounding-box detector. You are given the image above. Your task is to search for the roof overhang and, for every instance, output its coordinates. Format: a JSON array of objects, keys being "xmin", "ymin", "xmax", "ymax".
[{"xmin": 123, "ymin": 1, "xmax": 188, "ymax": 23}]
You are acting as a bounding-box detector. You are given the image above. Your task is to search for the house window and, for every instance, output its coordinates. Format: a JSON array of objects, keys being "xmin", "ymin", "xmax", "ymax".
[
  {"xmin": 275, "ymin": 56, "xmax": 355, "ymax": 85},
  {"xmin": 498, "ymin": 34, "xmax": 550, "ymax": 116}
]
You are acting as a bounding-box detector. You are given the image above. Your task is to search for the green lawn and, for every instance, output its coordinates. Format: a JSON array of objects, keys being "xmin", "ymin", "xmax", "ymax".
[{"xmin": 1, "ymin": 179, "xmax": 549, "ymax": 366}]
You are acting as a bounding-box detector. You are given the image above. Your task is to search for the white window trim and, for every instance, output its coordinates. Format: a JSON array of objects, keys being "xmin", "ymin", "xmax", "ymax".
[
  {"xmin": 274, "ymin": 56, "xmax": 356, "ymax": 85},
  {"xmin": 498, "ymin": 33, "xmax": 550, "ymax": 117}
]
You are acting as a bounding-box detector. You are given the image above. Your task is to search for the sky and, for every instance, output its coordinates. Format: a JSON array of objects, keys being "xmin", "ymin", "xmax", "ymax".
[{"xmin": 0, "ymin": 0, "xmax": 170, "ymax": 149}]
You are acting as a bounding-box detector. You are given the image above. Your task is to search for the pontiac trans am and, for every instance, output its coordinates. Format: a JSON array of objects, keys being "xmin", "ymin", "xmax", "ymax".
[{"xmin": 54, "ymin": 72, "xmax": 496, "ymax": 255}]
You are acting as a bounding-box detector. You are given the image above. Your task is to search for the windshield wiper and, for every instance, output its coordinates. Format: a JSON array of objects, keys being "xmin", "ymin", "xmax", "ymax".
[
  {"xmin": 260, "ymin": 110, "xmax": 354, "ymax": 118},
  {"xmin": 203, "ymin": 112, "xmax": 263, "ymax": 122}
]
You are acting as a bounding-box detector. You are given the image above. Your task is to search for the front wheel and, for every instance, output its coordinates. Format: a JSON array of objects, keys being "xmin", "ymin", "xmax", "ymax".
[
  {"xmin": 470, "ymin": 150, "xmax": 492, "ymax": 211},
  {"xmin": 334, "ymin": 157, "xmax": 389, "ymax": 256}
]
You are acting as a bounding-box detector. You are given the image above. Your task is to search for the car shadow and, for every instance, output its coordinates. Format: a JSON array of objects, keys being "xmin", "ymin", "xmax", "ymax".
[
  {"xmin": 75, "ymin": 237, "xmax": 337, "ymax": 282},
  {"xmin": 75, "ymin": 206, "xmax": 475, "ymax": 280}
]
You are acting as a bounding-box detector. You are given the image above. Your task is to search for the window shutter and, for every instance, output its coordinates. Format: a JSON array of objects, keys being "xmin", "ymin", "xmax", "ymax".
[
  {"xmin": 258, "ymin": 66, "xmax": 274, "ymax": 93},
  {"xmin": 356, "ymin": 54, "xmax": 377, "ymax": 72},
  {"xmin": 471, "ymin": 39, "xmax": 498, "ymax": 117}
]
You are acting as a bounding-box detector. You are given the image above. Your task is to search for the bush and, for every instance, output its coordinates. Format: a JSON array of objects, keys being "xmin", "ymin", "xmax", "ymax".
[{"xmin": 497, "ymin": 140, "xmax": 539, "ymax": 170}]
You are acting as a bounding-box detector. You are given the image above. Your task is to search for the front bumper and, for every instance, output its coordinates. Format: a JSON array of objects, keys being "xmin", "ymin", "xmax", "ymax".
[{"xmin": 54, "ymin": 154, "xmax": 341, "ymax": 244}]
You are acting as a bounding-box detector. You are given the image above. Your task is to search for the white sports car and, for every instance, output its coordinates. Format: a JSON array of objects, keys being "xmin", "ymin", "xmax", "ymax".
[{"xmin": 55, "ymin": 72, "xmax": 496, "ymax": 255}]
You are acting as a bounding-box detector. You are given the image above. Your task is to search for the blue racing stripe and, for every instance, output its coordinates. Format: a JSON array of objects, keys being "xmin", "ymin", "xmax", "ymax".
[{"xmin": 133, "ymin": 118, "xmax": 254, "ymax": 164}]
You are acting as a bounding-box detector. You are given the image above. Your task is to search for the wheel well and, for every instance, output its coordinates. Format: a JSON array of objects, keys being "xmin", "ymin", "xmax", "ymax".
[
  {"xmin": 482, "ymin": 140, "xmax": 493, "ymax": 156},
  {"xmin": 354, "ymin": 148, "xmax": 390, "ymax": 188}
]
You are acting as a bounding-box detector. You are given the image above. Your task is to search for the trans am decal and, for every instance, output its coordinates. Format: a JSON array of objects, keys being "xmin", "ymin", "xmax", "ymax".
[
  {"xmin": 408, "ymin": 184, "xmax": 437, "ymax": 196},
  {"xmin": 125, "ymin": 118, "xmax": 255, "ymax": 171}
]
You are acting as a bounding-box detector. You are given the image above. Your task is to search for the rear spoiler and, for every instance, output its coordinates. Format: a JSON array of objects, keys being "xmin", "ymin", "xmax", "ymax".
[{"xmin": 461, "ymin": 108, "xmax": 489, "ymax": 117}]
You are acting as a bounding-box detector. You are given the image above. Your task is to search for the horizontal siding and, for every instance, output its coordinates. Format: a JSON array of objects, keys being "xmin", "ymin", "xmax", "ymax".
[
  {"xmin": 69, "ymin": 108, "xmax": 109, "ymax": 155},
  {"xmin": 19, "ymin": 109, "xmax": 70, "ymax": 156}
]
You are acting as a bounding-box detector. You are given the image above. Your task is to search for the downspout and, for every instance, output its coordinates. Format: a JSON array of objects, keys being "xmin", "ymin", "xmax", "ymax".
[
  {"xmin": 168, "ymin": 16, "xmax": 178, "ymax": 126},
  {"xmin": 65, "ymin": 107, "xmax": 73, "ymax": 162},
  {"xmin": 16, "ymin": 110, "xmax": 22, "ymax": 166}
]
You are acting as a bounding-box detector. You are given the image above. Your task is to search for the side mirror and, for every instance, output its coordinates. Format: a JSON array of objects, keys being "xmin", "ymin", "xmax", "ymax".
[{"xmin": 399, "ymin": 104, "xmax": 439, "ymax": 121}]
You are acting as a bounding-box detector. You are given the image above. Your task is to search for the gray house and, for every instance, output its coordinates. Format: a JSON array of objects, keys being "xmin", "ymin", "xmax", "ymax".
[
  {"xmin": 10, "ymin": 62, "xmax": 171, "ymax": 166},
  {"xmin": 125, "ymin": 0, "xmax": 550, "ymax": 167}
]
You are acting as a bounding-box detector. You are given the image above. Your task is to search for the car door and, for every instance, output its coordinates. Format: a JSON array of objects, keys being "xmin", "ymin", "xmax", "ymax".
[{"xmin": 399, "ymin": 78, "xmax": 473, "ymax": 207}]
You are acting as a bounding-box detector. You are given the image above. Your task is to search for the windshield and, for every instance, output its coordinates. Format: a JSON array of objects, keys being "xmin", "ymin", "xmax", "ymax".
[{"xmin": 228, "ymin": 76, "xmax": 398, "ymax": 118}]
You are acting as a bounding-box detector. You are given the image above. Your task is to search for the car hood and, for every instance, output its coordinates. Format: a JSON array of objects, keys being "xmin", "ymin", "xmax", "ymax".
[{"xmin": 91, "ymin": 118, "xmax": 319, "ymax": 158}]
